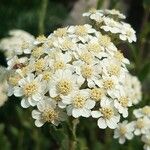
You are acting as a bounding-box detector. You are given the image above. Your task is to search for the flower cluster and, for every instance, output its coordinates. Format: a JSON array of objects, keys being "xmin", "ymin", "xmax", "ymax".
[
  {"xmin": 0, "ymin": 29, "xmax": 35, "ymax": 59},
  {"xmin": 6, "ymin": 21, "xmax": 141, "ymax": 129},
  {"xmin": 114, "ymin": 106, "xmax": 150, "ymax": 150},
  {"xmin": 83, "ymin": 9, "xmax": 136, "ymax": 43}
]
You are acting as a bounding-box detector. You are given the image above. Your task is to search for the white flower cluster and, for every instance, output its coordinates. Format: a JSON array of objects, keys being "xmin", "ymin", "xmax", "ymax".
[
  {"xmin": 6, "ymin": 22, "xmax": 142, "ymax": 129},
  {"xmin": 124, "ymin": 73, "xmax": 142, "ymax": 105},
  {"xmin": 83, "ymin": 9, "xmax": 136, "ymax": 43},
  {"xmin": 114, "ymin": 106, "xmax": 150, "ymax": 150},
  {"xmin": 0, "ymin": 29, "xmax": 35, "ymax": 59}
]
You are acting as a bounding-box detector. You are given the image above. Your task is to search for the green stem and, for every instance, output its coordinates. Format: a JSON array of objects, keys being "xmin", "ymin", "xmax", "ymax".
[
  {"xmin": 38, "ymin": 0, "xmax": 48, "ymax": 34},
  {"xmin": 68, "ymin": 118, "xmax": 79, "ymax": 150}
]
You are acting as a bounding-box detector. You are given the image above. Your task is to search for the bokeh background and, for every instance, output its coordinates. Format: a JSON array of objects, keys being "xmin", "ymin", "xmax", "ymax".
[{"xmin": 0, "ymin": 0, "xmax": 149, "ymax": 149}]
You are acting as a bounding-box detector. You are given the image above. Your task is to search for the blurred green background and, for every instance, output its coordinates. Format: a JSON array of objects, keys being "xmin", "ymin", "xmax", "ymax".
[{"xmin": 0, "ymin": 0, "xmax": 149, "ymax": 149}]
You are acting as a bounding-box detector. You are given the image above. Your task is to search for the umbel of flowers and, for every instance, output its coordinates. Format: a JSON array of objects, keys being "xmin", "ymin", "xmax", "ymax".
[{"xmin": 5, "ymin": 8, "xmax": 146, "ymax": 148}]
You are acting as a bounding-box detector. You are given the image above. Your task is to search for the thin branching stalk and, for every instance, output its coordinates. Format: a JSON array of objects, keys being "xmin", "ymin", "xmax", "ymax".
[{"xmin": 38, "ymin": 0, "xmax": 48, "ymax": 34}]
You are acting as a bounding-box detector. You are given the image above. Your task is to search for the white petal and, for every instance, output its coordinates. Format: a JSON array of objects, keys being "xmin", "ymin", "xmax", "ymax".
[
  {"xmin": 21, "ymin": 98, "xmax": 30, "ymax": 108},
  {"xmin": 106, "ymin": 118, "xmax": 118, "ymax": 129},
  {"xmin": 32, "ymin": 110, "xmax": 41, "ymax": 119},
  {"xmin": 91, "ymin": 111, "xmax": 102, "ymax": 118},
  {"xmin": 28, "ymin": 98, "xmax": 37, "ymax": 106},
  {"xmin": 119, "ymin": 137, "xmax": 125, "ymax": 144},
  {"xmin": 97, "ymin": 118, "xmax": 107, "ymax": 129},
  {"xmin": 14, "ymin": 87, "xmax": 23, "ymax": 97},
  {"xmin": 85, "ymin": 100, "xmax": 95, "ymax": 109},
  {"xmin": 72, "ymin": 108, "xmax": 80, "ymax": 118},
  {"xmin": 81, "ymin": 108, "xmax": 91, "ymax": 118},
  {"xmin": 49, "ymin": 88, "xmax": 58, "ymax": 98},
  {"xmin": 35, "ymin": 119, "xmax": 44, "ymax": 127},
  {"xmin": 58, "ymin": 101, "xmax": 66, "ymax": 108},
  {"xmin": 126, "ymin": 132, "xmax": 133, "ymax": 140}
]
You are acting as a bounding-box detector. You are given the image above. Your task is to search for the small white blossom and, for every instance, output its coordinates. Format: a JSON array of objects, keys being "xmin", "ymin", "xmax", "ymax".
[
  {"xmin": 14, "ymin": 73, "xmax": 46, "ymax": 108},
  {"xmin": 114, "ymin": 120, "xmax": 135, "ymax": 144},
  {"xmin": 62, "ymin": 89, "xmax": 95, "ymax": 118},
  {"xmin": 92, "ymin": 98, "xmax": 120, "ymax": 129},
  {"xmin": 32, "ymin": 98, "xmax": 66, "ymax": 127},
  {"xmin": 142, "ymin": 133, "xmax": 150, "ymax": 150}
]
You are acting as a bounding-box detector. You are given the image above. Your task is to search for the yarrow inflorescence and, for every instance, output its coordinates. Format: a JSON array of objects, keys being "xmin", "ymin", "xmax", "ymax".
[{"xmin": 5, "ymin": 9, "xmax": 143, "ymax": 136}]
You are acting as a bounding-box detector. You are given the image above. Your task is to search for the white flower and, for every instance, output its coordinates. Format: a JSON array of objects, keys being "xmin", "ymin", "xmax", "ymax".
[
  {"xmin": 62, "ymin": 89, "xmax": 95, "ymax": 118},
  {"xmin": 53, "ymin": 37, "xmax": 76, "ymax": 52},
  {"xmin": 124, "ymin": 73, "xmax": 142, "ymax": 105},
  {"xmin": 98, "ymin": 35, "xmax": 117, "ymax": 53},
  {"xmin": 113, "ymin": 120, "xmax": 135, "ymax": 144},
  {"xmin": 142, "ymin": 133, "xmax": 150, "ymax": 150},
  {"xmin": 82, "ymin": 8, "xmax": 103, "ymax": 22},
  {"xmin": 101, "ymin": 58, "xmax": 127, "ymax": 80},
  {"xmin": 85, "ymin": 39, "xmax": 109, "ymax": 59},
  {"xmin": 104, "ymin": 9, "xmax": 126, "ymax": 19},
  {"xmin": 119, "ymin": 22, "xmax": 136, "ymax": 43},
  {"xmin": 34, "ymin": 35, "xmax": 47, "ymax": 45},
  {"xmin": 68, "ymin": 24, "xmax": 96, "ymax": 43},
  {"xmin": 113, "ymin": 51, "xmax": 130, "ymax": 65},
  {"xmin": 91, "ymin": 98, "xmax": 120, "ymax": 129},
  {"xmin": 48, "ymin": 51, "xmax": 72, "ymax": 71},
  {"xmin": 14, "ymin": 73, "xmax": 46, "ymax": 108},
  {"xmin": 134, "ymin": 117, "xmax": 150, "ymax": 136},
  {"xmin": 49, "ymin": 69, "xmax": 79, "ymax": 98},
  {"xmin": 82, "ymin": 9, "xmax": 136, "ymax": 43},
  {"xmin": 134, "ymin": 106, "xmax": 150, "ymax": 119},
  {"xmin": 101, "ymin": 17, "xmax": 121, "ymax": 34},
  {"xmin": 97, "ymin": 75, "xmax": 121, "ymax": 98},
  {"xmin": 114, "ymin": 91, "xmax": 132, "ymax": 118},
  {"xmin": 32, "ymin": 98, "xmax": 66, "ymax": 127},
  {"xmin": 0, "ymin": 30, "xmax": 34, "ymax": 59},
  {"xmin": 74, "ymin": 61, "xmax": 100, "ymax": 88}
]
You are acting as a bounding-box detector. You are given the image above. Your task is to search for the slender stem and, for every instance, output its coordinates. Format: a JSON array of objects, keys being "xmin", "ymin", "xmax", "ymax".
[
  {"xmin": 68, "ymin": 118, "xmax": 79, "ymax": 150},
  {"xmin": 38, "ymin": 0, "xmax": 48, "ymax": 34}
]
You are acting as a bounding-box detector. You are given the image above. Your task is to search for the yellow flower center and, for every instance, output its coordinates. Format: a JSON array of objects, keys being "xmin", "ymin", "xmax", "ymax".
[
  {"xmin": 119, "ymin": 126, "xmax": 127, "ymax": 135},
  {"xmin": 114, "ymin": 51, "xmax": 124, "ymax": 61},
  {"xmin": 43, "ymin": 71, "xmax": 52, "ymax": 81},
  {"xmin": 119, "ymin": 97, "xmax": 128, "ymax": 107},
  {"xmin": 35, "ymin": 58, "xmax": 45, "ymax": 72},
  {"xmin": 32, "ymin": 47, "xmax": 43, "ymax": 58},
  {"xmin": 54, "ymin": 28, "xmax": 67, "ymax": 37},
  {"xmin": 57, "ymin": 80, "xmax": 72, "ymax": 95},
  {"xmin": 99, "ymin": 35, "xmax": 111, "ymax": 47},
  {"xmin": 90, "ymin": 88, "xmax": 104, "ymax": 101},
  {"xmin": 75, "ymin": 25, "xmax": 87, "ymax": 36},
  {"xmin": 136, "ymin": 119, "xmax": 145, "ymax": 129},
  {"xmin": 54, "ymin": 96, "xmax": 61, "ymax": 102},
  {"xmin": 142, "ymin": 106, "xmax": 150, "ymax": 115},
  {"xmin": 23, "ymin": 81, "xmax": 38, "ymax": 96},
  {"xmin": 87, "ymin": 43, "xmax": 102, "ymax": 53},
  {"xmin": 100, "ymin": 107, "xmax": 114, "ymax": 119},
  {"xmin": 42, "ymin": 108, "xmax": 58, "ymax": 122},
  {"xmin": 36, "ymin": 35, "xmax": 46, "ymax": 43},
  {"xmin": 108, "ymin": 65, "xmax": 120, "ymax": 76},
  {"xmin": 81, "ymin": 65, "xmax": 93, "ymax": 78},
  {"xmin": 80, "ymin": 52, "xmax": 93, "ymax": 64},
  {"xmin": 73, "ymin": 95, "xmax": 86, "ymax": 108},
  {"xmin": 54, "ymin": 61, "xmax": 65, "ymax": 70},
  {"xmin": 103, "ymin": 80, "xmax": 114, "ymax": 90}
]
